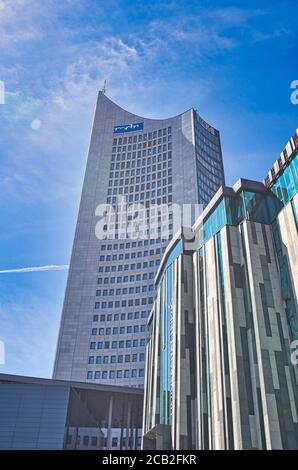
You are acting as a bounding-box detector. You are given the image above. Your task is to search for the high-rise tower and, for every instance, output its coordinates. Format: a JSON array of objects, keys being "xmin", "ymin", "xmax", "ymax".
[{"xmin": 53, "ymin": 92, "xmax": 225, "ymax": 387}]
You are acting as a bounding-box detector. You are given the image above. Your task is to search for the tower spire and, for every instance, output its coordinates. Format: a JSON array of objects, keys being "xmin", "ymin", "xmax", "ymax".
[{"xmin": 102, "ymin": 79, "xmax": 107, "ymax": 94}]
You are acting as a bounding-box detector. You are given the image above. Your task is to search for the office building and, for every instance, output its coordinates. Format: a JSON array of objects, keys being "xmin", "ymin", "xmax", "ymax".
[
  {"xmin": 143, "ymin": 130, "xmax": 298, "ymax": 449},
  {"xmin": 53, "ymin": 92, "xmax": 225, "ymax": 387}
]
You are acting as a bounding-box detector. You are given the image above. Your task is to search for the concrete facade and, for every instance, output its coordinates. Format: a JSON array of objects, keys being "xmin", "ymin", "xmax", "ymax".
[{"xmin": 53, "ymin": 93, "xmax": 224, "ymax": 387}]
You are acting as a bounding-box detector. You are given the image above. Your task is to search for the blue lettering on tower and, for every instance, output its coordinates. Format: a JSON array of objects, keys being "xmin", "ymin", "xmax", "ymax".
[{"xmin": 114, "ymin": 122, "xmax": 144, "ymax": 134}]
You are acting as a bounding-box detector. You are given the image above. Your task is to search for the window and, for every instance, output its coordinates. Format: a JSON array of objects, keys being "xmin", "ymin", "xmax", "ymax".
[
  {"xmin": 103, "ymin": 356, "xmax": 109, "ymax": 364},
  {"xmin": 139, "ymin": 368, "xmax": 144, "ymax": 377},
  {"xmin": 90, "ymin": 342, "xmax": 96, "ymax": 349},
  {"xmin": 87, "ymin": 371, "xmax": 93, "ymax": 379},
  {"xmin": 117, "ymin": 370, "xmax": 123, "ymax": 379},
  {"xmin": 131, "ymin": 369, "xmax": 137, "ymax": 378},
  {"xmin": 91, "ymin": 328, "xmax": 97, "ymax": 335},
  {"xmin": 111, "ymin": 355, "xmax": 117, "ymax": 363},
  {"xmin": 97, "ymin": 341, "xmax": 103, "ymax": 349},
  {"xmin": 112, "ymin": 437, "xmax": 118, "ymax": 447},
  {"xmin": 83, "ymin": 436, "xmax": 89, "ymax": 446},
  {"xmin": 133, "ymin": 339, "xmax": 138, "ymax": 347},
  {"xmin": 88, "ymin": 356, "xmax": 94, "ymax": 364},
  {"xmin": 109, "ymin": 370, "xmax": 115, "ymax": 379},
  {"xmin": 95, "ymin": 371, "xmax": 101, "ymax": 379},
  {"xmin": 91, "ymin": 436, "xmax": 98, "ymax": 447},
  {"xmin": 93, "ymin": 314, "xmax": 99, "ymax": 322},
  {"xmin": 96, "ymin": 356, "xmax": 102, "ymax": 364},
  {"xmin": 125, "ymin": 354, "xmax": 130, "ymax": 363},
  {"xmin": 139, "ymin": 353, "xmax": 144, "ymax": 361},
  {"xmin": 126, "ymin": 340, "xmax": 131, "ymax": 348},
  {"xmin": 102, "ymin": 371, "xmax": 108, "ymax": 379},
  {"xmin": 124, "ymin": 370, "xmax": 130, "ymax": 378}
]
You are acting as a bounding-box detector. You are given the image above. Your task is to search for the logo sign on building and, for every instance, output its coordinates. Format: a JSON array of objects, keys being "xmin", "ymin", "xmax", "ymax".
[
  {"xmin": 114, "ymin": 122, "xmax": 144, "ymax": 134},
  {"xmin": 198, "ymin": 116, "xmax": 215, "ymax": 135}
]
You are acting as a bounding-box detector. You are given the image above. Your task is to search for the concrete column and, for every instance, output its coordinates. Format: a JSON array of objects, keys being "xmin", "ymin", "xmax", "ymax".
[
  {"xmin": 106, "ymin": 395, "xmax": 113, "ymax": 449},
  {"xmin": 125, "ymin": 399, "xmax": 132, "ymax": 449}
]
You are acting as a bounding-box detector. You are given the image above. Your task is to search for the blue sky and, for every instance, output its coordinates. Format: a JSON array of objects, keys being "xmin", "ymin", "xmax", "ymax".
[{"xmin": 0, "ymin": 0, "xmax": 297, "ymax": 378}]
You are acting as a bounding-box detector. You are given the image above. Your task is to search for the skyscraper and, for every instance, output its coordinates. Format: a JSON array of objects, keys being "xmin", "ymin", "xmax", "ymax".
[{"xmin": 53, "ymin": 92, "xmax": 225, "ymax": 387}]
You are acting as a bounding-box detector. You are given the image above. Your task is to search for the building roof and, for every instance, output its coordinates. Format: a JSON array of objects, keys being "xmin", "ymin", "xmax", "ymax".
[{"xmin": 0, "ymin": 373, "xmax": 143, "ymax": 396}]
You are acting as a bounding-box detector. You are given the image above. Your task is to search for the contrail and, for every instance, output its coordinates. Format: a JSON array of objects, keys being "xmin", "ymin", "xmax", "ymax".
[{"xmin": 0, "ymin": 265, "xmax": 69, "ymax": 274}]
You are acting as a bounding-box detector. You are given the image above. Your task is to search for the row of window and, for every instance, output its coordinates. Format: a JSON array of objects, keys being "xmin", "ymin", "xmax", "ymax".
[
  {"xmin": 100, "ymin": 239, "xmax": 166, "ymax": 251},
  {"xmin": 99, "ymin": 248, "xmax": 162, "ymax": 260},
  {"xmin": 106, "ymin": 195, "xmax": 173, "ymax": 205},
  {"xmin": 111, "ymin": 152, "xmax": 172, "ymax": 166},
  {"xmin": 113, "ymin": 127, "xmax": 171, "ymax": 146},
  {"xmin": 88, "ymin": 353, "xmax": 145, "ymax": 364},
  {"xmin": 94, "ymin": 297, "xmax": 154, "ymax": 309},
  {"xmin": 67, "ymin": 434, "xmax": 139, "ymax": 448},
  {"xmin": 114, "ymin": 134, "xmax": 171, "ymax": 151},
  {"xmin": 101, "ymin": 247, "xmax": 163, "ymax": 256},
  {"xmin": 91, "ymin": 325, "xmax": 147, "ymax": 335},
  {"xmin": 87, "ymin": 369, "xmax": 144, "ymax": 379},
  {"xmin": 96, "ymin": 285, "xmax": 154, "ymax": 296},
  {"xmin": 110, "ymin": 161, "xmax": 171, "ymax": 178},
  {"xmin": 109, "ymin": 175, "xmax": 172, "ymax": 189},
  {"xmin": 98, "ymin": 260, "xmax": 160, "ymax": 273},
  {"xmin": 113, "ymin": 134, "xmax": 171, "ymax": 150},
  {"xmin": 90, "ymin": 338, "xmax": 146, "ymax": 350},
  {"xmin": 107, "ymin": 186, "xmax": 172, "ymax": 197},
  {"xmin": 93, "ymin": 311, "xmax": 148, "ymax": 322},
  {"xmin": 112, "ymin": 144, "xmax": 172, "ymax": 157},
  {"xmin": 97, "ymin": 274, "xmax": 155, "ymax": 286}
]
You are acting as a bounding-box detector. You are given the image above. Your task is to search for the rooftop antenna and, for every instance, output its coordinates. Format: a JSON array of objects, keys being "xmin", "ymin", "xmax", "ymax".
[{"xmin": 102, "ymin": 79, "xmax": 107, "ymax": 94}]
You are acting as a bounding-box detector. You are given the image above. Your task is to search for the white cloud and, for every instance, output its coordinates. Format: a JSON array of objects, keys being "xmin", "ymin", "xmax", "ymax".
[{"xmin": 0, "ymin": 265, "xmax": 69, "ymax": 274}]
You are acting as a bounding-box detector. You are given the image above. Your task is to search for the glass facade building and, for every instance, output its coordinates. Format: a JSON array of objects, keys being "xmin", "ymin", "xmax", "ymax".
[
  {"xmin": 143, "ymin": 130, "xmax": 298, "ymax": 449},
  {"xmin": 53, "ymin": 93, "xmax": 225, "ymax": 388}
]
